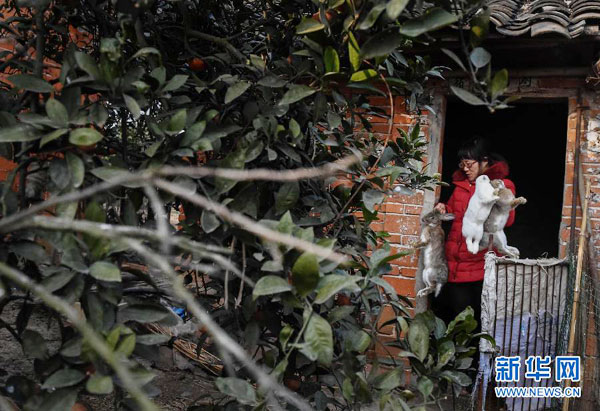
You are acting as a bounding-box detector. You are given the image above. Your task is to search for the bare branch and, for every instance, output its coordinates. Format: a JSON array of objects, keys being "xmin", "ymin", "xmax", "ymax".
[
  {"xmin": 124, "ymin": 240, "xmax": 313, "ymax": 411},
  {"xmin": 0, "ymin": 262, "xmax": 158, "ymax": 411},
  {"xmin": 144, "ymin": 184, "xmax": 171, "ymax": 256},
  {"xmin": 186, "ymin": 29, "xmax": 246, "ymax": 61},
  {"xmin": 154, "ymin": 179, "xmax": 349, "ymax": 265},
  {"xmin": 0, "ymin": 156, "xmax": 359, "ymax": 233},
  {"xmin": 11, "ymin": 216, "xmax": 248, "ymax": 283},
  {"xmin": 156, "ymin": 154, "xmax": 361, "ymax": 181}
]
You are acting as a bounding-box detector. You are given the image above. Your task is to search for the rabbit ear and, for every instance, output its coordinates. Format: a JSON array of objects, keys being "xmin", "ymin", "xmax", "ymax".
[{"xmin": 441, "ymin": 213, "xmax": 455, "ymax": 221}]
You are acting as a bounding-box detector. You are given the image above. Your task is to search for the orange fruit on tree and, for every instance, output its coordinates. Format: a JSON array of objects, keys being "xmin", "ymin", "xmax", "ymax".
[{"xmin": 189, "ymin": 57, "xmax": 207, "ymax": 72}]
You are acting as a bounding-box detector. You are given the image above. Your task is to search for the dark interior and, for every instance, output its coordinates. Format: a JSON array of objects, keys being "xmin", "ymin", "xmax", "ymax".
[{"xmin": 440, "ymin": 99, "xmax": 568, "ymax": 258}]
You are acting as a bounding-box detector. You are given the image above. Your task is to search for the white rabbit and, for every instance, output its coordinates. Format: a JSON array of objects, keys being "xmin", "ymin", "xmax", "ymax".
[{"xmin": 462, "ymin": 175, "xmax": 500, "ymax": 254}]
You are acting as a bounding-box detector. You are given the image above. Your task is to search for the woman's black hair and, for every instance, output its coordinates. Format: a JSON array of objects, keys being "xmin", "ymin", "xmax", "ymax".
[{"xmin": 457, "ymin": 136, "xmax": 505, "ymax": 164}]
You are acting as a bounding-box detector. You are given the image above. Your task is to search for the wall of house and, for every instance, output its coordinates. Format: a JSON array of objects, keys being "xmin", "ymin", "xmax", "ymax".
[{"xmin": 370, "ymin": 77, "xmax": 600, "ymax": 408}]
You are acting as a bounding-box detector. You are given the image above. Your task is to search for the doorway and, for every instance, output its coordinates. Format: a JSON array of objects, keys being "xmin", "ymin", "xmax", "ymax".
[{"xmin": 440, "ymin": 99, "xmax": 568, "ymax": 258}]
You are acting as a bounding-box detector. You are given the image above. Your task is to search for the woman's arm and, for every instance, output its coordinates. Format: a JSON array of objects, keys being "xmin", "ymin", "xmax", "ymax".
[{"xmin": 504, "ymin": 179, "xmax": 517, "ymax": 227}]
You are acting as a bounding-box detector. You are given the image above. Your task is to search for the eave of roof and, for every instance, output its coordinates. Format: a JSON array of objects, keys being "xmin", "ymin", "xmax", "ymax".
[{"xmin": 489, "ymin": 0, "xmax": 600, "ymax": 38}]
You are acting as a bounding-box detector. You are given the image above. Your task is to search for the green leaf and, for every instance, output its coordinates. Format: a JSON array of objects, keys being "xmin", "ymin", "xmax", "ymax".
[
  {"xmin": 42, "ymin": 369, "xmax": 85, "ymax": 389},
  {"xmin": 324, "ymin": 47, "xmax": 340, "ymax": 73},
  {"xmin": 292, "ymin": 252, "xmax": 319, "ymax": 297},
  {"xmin": 41, "ymin": 269, "xmax": 76, "ymax": 292},
  {"xmin": 22, "ymin": 329, "xmax": 48, "ymax": 359},
  {"xmin": 123, "ymin": 94, "xmax": 141, "ymax": 120},
  {"xmin": 90, "ymin": 167, "xmax": 140, "ymax": 188},
  {"xmin": 224, "ymin": 81, "xmax": 251, "ymax": 104},
  {"xmin": 490, "ymin": 69, "xmax": 508, "ymax": 98},
  {"xmin": 348, "ymin": 31, "xmax": 361, "ymax": 72},
  {"xmin": 89, "ymin": 261, "xmax": 121, "ymax": 282},
  {"xmin": 69, "ymin": 127, "xmax": 104, "ymax": 146},
  {"xmin": 279, "ymin": 85, "xmax": 317, "ymax": 105},
  {"xmin": 119, "ymin": 304, "xmax": 171, "ymax": 323},
  {"xmin": 470, "ymin": 47, "xmax": 491, "ymax": 68},
  {"xmin": 130, "ymin": 46, "xmax": 161, "ymax": 60},
  {"xmin": 275, "ymin": 181, "xmax": 299, "ymax": 214},
  {"xmin": 441, "ymin": 48, "xmax": 467, "ymax": 71},
  {"xmin": 75, "ymin": 52, "xmax": 100, "ymax": 79},
  {"xmin": 357, "ymin": 4, "xmax": 385, "ymax": 30},
  {"xmin": 296, "ymin": 17, "xmax": 325, "ymax": 34},
  {"xmin": 40, "ymin": 388, "xmax": 78, "ymax": 411},
  {"xmin": 279, "ymin": 325, "xmax": 294, "ymax": 350},
  {"xmin": 8, "ymin": 74, "xmax": 54, "ymax": 93},
  {"xmin": 162, "ymin": 74, "xmax": 188, "ymax": 92},
  {"xmin": 373, "ymin": 368, "xmax": 402, "ymax": 391},
  {"xmin": 257, "ymin": 76, "xmax": 287, "ymax": 88},
  {"xmin": 360, "ymin": 32, "xmax": 404, "ymax": 59},
  {"xmin": 408, "ymin": 321, "xmax": 429, "ymax": 361},
  {"xmin": 40, "ymin": 128, "xmax": 68, "ymax": 147},
  {"xmin": 66, "ymin": 152, "xmax": 85, "ymax": 188},
  {"xmin": 216, "ymin": 377, "xmax": 257, "ymax": 405},
  {"xmin": 116, "ymin": 334, "xmax": 136, "ymax": 357},
  {"xmin": 437, "ymin": 340, "xmax": 455, "ymax": 367},
  {"xmin": 10, "ymin": 242, "xmax": 49, "ymax": 263},
  {"xmin": 347, "ymin": 330, "xmax": 371, "ymax": 353},
  {"xmin": 252, "ymin": 276, "xmax": 293, "ymax": 299},
  {"xmin": 201, "ymin": 210, "xmax": 220, "ymax": 233},
  {"xmin": 399, "ymin": 8, "xmax": 458, "ymax": 37},
  {"xmin": 136, "ymin": 333, "xmax": 171, "ymax": 345},
  {"xmin": 180, "ymin": 120, "xmax": 206, "ymax": 147},
  {"xmin": 362, "ymin": 189, "xmax": 385, "ymax": 212},
  {"xmin": 301, "ymin": 313, "xmax": 333, "ymax": 366},
  {"xmin": 417, "ymin": 376, "xmax": 433, "ymax": 399},
  {"xmin": 350, "ymin": 69, "xmax": 378, "ymax": 82},
  {"xmin": 386, "ymin": 0, "xmax": 410, "ymax": 19},
  {"xmin": 450, "ymin": 86, "xmax": 486, "ymax": 106},
  {"xmin": 167, "ymin": 109, "xmax": 187, "ymax": 132},
  {"xmin": 46, "ymin": 98, "xmax": 69, "ymax": 126},
  {"xmin": 289, "ymin": 118, "xmax": 301, "ymax": 137},
  {"xmin": 328, "ymin": 305, "xmax": 354, "ymax": 323},
  {"xmin": 314, "ymin": 275, "xmax": 359, "ymax": 304},
  {"xmin": 0, "ymin": 124, "xmax": 40, "ymax": 142},
  {"xmin": 86, "ymin": 374, "xmax": 114, "ymax": 394},
  {"xmin": 439, "ymin": 370, "xmax": 471, "ymax": 387}
]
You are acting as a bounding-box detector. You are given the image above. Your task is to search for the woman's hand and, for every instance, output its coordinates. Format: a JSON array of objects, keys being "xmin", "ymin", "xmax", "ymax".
[{"xmin": 434, "ymin": 203, "xmax": 446, "ymax": 213}]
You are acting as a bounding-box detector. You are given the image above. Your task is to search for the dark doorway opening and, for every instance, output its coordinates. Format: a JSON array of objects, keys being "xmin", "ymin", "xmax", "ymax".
[{"xmin": 440, "ymin": 99, "xmax": 568, "ymax": 258}]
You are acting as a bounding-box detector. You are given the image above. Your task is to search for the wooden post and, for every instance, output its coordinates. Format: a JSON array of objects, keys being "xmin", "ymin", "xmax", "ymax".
[{"xmin": 562, "ymin": 179, "xmax": 591, "ymax": 411}]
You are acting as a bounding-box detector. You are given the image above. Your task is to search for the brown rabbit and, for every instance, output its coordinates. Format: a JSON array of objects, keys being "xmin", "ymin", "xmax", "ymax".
[
  {"xmin": 479, "ymin": 179, "xmax": 527, "ymax": 257},
  {"xmin": 413, "ymin": 209, "xmax": 455, "ymax": 297}
]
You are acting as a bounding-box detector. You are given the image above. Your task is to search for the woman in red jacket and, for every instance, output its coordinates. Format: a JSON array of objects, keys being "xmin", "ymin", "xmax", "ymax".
[{"xmin": 433, "ymin": 137, "xmax": 516, "ymax": 327}]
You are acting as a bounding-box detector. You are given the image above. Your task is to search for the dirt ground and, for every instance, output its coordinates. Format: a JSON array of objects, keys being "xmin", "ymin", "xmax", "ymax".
[
  {"xmin": 0, "ymin": 299, "xmax": 221, "ymax": 411},
  {"xmin": 0, "ymin": 299, "xmax": 474, "ymax": 410}
]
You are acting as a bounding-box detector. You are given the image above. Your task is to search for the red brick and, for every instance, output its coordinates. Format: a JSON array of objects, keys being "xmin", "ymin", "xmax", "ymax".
[
  {"xmin": 400, "ymin": 267, "xmax": 417, "ymax": 278},
  {"xmin": 383, "ymin": 276, "xmax": 416, "ymax": 298},
  {"xmin": 384, "ymin": 214, "xmax": 420, "ymax": 235},
  {"xmin": 392, "ymin": 191, "xmax": 425, "ymax": 205},
  {"xmin": 404, "ymin": 205, "xmax": 423, "ymax": 215},
  {"xmin": 378, "ymin": 305, "xmax": 398, "ymax": 336},
  {"xmin": 384, "ymin": 203, "xmax": 404, "ymax": 214}
]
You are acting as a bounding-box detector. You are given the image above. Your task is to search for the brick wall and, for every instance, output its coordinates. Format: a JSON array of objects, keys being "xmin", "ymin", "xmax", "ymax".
[{"xmin": 371, "ymin": 79, "xmax": 600, "ymax": 406}]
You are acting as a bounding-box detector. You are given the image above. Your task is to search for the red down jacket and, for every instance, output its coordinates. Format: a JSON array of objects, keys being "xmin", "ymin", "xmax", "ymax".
[{"xmin": 444, "ymin": 161, "xmax": 516, "ymax": 283}]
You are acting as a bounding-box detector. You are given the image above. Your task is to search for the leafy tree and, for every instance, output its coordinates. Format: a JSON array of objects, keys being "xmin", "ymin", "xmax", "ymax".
[{"xmin": 0, "ymin": 0, "xmax": 502, "ymax": 409}]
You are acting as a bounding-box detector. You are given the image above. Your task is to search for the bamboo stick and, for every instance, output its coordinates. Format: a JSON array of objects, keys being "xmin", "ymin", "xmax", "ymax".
[{"xmin": 562, "ymin": 179, "xmax": 591, "ymax": 411}]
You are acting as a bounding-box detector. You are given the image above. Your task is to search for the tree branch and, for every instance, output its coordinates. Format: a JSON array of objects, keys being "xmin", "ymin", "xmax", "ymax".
[
  {"xmin": 154, "ymin": 179, "xmax": 349, "ymax": 265},
  {"xmin": 124, "ymin": 240, "xmax": 313, "ymax": 411},
  {"xmin": 187, "ymin": 29, "xmax": 246, "ymax": 61},
  {"xmin": 0, "ymin": 262, "xmax": 158, "ymax": 411},
  {"xmin": 0, "ymin": 156, "xmax": 359, "ymax": 233}
]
